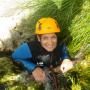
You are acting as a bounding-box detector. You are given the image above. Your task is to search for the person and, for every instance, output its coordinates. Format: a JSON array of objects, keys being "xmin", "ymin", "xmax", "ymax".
[{"xmin": 11, "ymin": 17, "xmax": 73, "ymax": 90}]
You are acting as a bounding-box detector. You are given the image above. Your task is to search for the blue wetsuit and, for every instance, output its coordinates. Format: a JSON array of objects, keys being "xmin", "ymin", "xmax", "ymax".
[{"xmin": 12, "ymin": 41, "xmax": 69, "ymax": 73}]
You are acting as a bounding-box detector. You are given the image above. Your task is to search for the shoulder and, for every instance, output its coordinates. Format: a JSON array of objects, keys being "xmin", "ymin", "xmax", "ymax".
[
  {"xmin": 28, "ymin": 40, "xmax": 40, "ymax": 46},
  {"xmin": 27, "ymin": 40, "xmax": 40, "ymax": 49},
  {"xmin": 12, "ymin": 42, "xmax": 32, "ymax": 59},
  {"xmin": 27, "ymin": 40, "xmax": 41, "ymax": 55},
  {"xmin": 57, "ymin": 42, "xmax": 66, "ymax": 50}
]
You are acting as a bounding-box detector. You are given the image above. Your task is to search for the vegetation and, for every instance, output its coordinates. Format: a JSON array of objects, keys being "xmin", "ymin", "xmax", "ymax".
[{"xmin": 0, "ymin": 0, "xmax": 90, "ymax": 90}]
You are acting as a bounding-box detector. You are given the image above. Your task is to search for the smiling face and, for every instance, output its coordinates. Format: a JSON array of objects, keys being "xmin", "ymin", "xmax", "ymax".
[{"xmin": 37, "ymin": 33, "xmax": 57, "ymax": 52}]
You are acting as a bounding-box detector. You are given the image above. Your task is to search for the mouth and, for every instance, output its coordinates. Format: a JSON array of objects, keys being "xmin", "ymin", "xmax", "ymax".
[
  {"xmin": 47, "ymin": 45, "xmax": 53, "ymax": 48},
  {"xmin": 44, "ymin": 45, "xmax": 55, "ymax": 52},
  {"xmin": 46, "ymin": 46, "xmax": 55, "ymax": 51}
]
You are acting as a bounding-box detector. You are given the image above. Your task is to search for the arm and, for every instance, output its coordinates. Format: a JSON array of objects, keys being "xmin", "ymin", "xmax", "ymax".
[
  {"xmin": 60, "ymin": 43, "xmax": 73, "ymax": 73},
  {"xmin": 53, "ymin": 43, "xmax": 73, "ymax": 73},
  {"xmin": 60, "ymin": 43, "xmax": 69, "ymax": 60},
  {"xmin": 12, "ymin": 43, "xmax": 46, "ymax": 81},
  {"xmin": 11, "ymin": 43, "xmax": 37, "ymax": 72}
]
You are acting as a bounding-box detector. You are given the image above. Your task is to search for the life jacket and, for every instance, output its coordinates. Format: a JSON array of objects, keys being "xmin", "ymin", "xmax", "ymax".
[{"xmin": 27, "ymin": 41, "xmax": 63, "ymax": 68}]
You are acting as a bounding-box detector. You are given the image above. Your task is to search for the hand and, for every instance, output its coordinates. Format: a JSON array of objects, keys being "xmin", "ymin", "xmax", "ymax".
[
  {"xmin": 60, "ymin": 59, "xmax": 73, "ymax": 73},
  {"xmin": 52, "ymin": 66, "xmax": 62, "ymax": 73},
  {"xmin": 32, "ymin": 67, "xmax": 46, "ymax": 82}
]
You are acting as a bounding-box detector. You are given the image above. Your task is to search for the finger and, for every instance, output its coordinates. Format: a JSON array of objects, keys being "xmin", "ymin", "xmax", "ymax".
[{"xmin": 60, "ymin": 66, "xmax": 64, "ymax": 73}]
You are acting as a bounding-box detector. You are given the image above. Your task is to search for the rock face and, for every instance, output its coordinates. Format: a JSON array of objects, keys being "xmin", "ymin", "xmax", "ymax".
[{"xmin": 0, "ymin": 0, "xmax": 31, "ymax": 51}]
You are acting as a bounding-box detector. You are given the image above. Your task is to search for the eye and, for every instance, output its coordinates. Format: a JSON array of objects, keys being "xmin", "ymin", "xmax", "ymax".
[
  {"xmin": 41, "ymin": 36, "xmax": 48, "ymax": 40},
  {"xmin": 52, "ymin": 35, "xmax": 57, "ymax": 40}
]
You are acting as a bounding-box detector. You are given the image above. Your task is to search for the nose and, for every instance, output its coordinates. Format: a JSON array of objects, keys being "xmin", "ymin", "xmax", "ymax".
[{"xmin": 48, "ymin": 39, "xmax": 53, "ymax": 45}]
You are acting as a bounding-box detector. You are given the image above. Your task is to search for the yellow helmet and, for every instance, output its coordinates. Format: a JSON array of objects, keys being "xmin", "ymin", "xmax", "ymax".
[{"xmin": 35, "ymin": 17, "xmax": 60, "ymax": 34}]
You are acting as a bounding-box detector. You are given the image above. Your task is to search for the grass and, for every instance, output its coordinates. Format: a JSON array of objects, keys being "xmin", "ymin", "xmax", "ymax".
[{"xmin": 0, "ymin": 0, "xmax": 90, "ymax": 90}]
